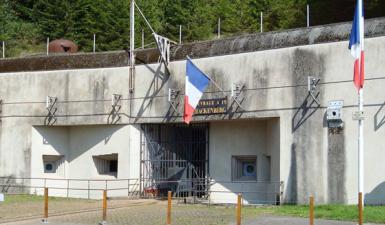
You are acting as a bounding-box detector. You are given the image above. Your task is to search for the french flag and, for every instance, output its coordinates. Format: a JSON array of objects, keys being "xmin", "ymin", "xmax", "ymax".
[
  {"xmin": 348, "ymin": 0, "xmax": 365, "ymax": 90},
  {"xmin": 184, "ymin": 58, "xmax": 210, "ymax": 124}
]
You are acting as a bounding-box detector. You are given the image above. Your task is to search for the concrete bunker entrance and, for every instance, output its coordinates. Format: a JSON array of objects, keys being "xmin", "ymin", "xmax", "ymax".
[{"xmin": 140, "ymin": 123, "xmax": 209, "ymax": 198}]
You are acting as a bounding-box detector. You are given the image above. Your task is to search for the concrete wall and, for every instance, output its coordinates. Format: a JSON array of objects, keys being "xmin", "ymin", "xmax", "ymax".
[
  {"xmin": 29, "ymin": 125, "xmax": 141, "ymax": 198},
  {"xmin": 209, "ymin": 120, "xmax": 280, "ymax": 204},
  {"xmin": 1, "ymin": 26, "xmax": 385, "ymax": 204}
]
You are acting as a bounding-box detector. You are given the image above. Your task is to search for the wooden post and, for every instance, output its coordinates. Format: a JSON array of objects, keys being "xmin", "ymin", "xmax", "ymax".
[
  {"xmin": 44, "ymin": 188, "xmax": 48, "ymax": 220},
  {"xmin": 309, "ymin": 196, "xmax": 314, "ymax": 225},
  {"xmin": 359, "ymin": 192, "xmax": 363, "ymax": 225},
  {"xmin": 103, "ymin": 190, "xmax": 107, "ymax": 222},
  {"xmin": 167, "ymin": 191, "xmax": 172, "ymax": 225},
  {"xmin": 237, "ymin": 194, "xmax": 242, "ymax": 225}
]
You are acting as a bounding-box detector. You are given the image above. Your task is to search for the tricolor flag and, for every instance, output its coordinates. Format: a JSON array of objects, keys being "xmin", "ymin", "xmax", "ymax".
[
  {"xmin": 184, "ymin": 58, "xmax": 210, "ymax": 124},
  {"xmin": 348, "ymin": 0, "xmax": 365, "ymax": 90}
]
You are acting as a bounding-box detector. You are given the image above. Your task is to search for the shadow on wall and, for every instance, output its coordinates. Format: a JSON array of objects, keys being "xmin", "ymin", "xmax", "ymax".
[
  {"xmin": 292, "ymin": 93, "xmax": 321, "ymax": 133},
  {"xmin": 327, "ymin": 131, "xmax": 346, "ymax": 203},
  {"xmin": 374, "ymin": 101, "xmax": 385, "ymax": 131},
  {"xmin": 285, "ymin": 144, "xmax": 298, "ymax": 204},
  {"xmin": 133, "ymin": 63, "xmax": 169, "ymax": 123},
  {"xmin": 34, "ymin": 125, "xmax": 125, "ymax": 162},
  {"xmin": 365, "ymin": 181, "xmax": 385, "ymax": 205}
]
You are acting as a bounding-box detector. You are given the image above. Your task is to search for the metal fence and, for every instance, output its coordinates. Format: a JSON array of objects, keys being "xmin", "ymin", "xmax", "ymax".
[
  {"xmin": 0, "ymin": 176, "xmax": 283, "ymax": 205},
  {"xmin": 0, "ymin": 177, "xmax": 141, "ymax": 199}
]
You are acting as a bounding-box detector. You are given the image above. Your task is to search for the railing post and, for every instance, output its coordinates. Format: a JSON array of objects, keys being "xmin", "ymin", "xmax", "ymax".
[
  {"xmin": 67, "ymin": 179, "xmax": 70, "ymax": 198},
  {"xmin": 179, "ymin": 25, "xmax": 182, "ymax": 44},
  {"xmin": 237, "ymin": 194, "xmax": 242, "ymax": 225},
  {"xmin": 46, "ymin": 37, "xmax": 49, "ymax": 56},
  {"xmin": 42, "ymin": 187, "xmax": 49, "ymax": 223},
  {"xmin": 141, "ymin": 30, "xmax": 144, "ymax": 49},
  {"xmin": 167, "ymin": 191, "xmax": 172, "ymax": 225},
  {"xmin": 309, "ymin": 195, "xmax": 314, "ymax": 225},
  {"xmin": 88, "ymin": 180, "xmax": 90, "ymax": 199},
  {"xmin": 128, "ymin": 179, "xmax": 130, "ymax": 196},
  {"xmin": 307, "ymin": 4, "xmax": 310, "ymax": 27},
  {"xmin": 93, "ymin": 33, "xmax": 96, "ymax": 53},
  {"xmin": 359, "ymin": 192, "xmax": 363, "ymax": 225},
  {"xmin": 2, "ymin": 41, "xmax": 4, "ymax": 58},
  {"xmin": 280, "ymin": 181, "xmax": 284, "ymax": 205}
]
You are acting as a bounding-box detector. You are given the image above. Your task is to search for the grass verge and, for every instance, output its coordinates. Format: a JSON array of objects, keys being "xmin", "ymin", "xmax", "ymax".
[
  {"xmin": 2, "ymin": 194, "xmax": 96, "ymax": 205},
  {"xmin": 243, "ymin": 204, "xmax": 385, "ymax": 224}
]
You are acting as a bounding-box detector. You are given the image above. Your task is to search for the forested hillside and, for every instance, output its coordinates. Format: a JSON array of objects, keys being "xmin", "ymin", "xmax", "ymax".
[{"xmin": 1, "ymin": 0, "xmax": 385, "ymax": 57}]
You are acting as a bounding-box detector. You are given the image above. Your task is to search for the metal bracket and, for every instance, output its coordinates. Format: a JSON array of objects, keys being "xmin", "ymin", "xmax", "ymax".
[
  {"xmin": 231, "ymin": 83, "xmax": 246, "ymax": 111},
  {"xmin": 308, "ymin": 76, "xmax": 320, "ymax": 105},
  {"xmin": 168, "ymin": 88, "xmax": 180, "ymax": 112},
  {"xmin": 45, "ymin": 96, "xmax": 57, "ymax": 125},
  {"xmin": 112, "ymin": 94, "xmax": 122, "ymax": 108}
]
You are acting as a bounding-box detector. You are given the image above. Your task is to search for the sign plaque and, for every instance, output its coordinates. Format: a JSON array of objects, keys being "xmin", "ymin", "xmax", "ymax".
[
  {"xmin": 195, "ymin": 98, "xmax": 227, "ymax": 115},
  {"xmin": 353, "ymin": 111, "xmax": 365, "ymax": 121}
]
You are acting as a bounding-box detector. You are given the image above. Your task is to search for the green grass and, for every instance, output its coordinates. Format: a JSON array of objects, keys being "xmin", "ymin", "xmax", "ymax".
[
  {"xmin": 243, "ymin": 204, "xmax": 385, "ymax": 224},
  {"xmin": 2, "ymin": 194, "xmax": 89, "ymax": 205}
]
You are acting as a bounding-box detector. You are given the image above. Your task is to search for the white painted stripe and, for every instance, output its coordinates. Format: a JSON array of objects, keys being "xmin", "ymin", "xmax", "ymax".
[
  {"xmin": 351, "ymin": 44, "xmax": 361, "ymax": 58},
  {"xmin": 360, "ymin": 16, "xmax": 364, "ymax": 50},
  {"xmin": 186, "ymin": 78, "xmax": 203, "ymax": 108}
]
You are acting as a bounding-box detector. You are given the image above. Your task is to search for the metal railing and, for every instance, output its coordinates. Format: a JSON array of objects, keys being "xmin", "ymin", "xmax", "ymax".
[
  {"xmin": 0, "ymin": 177, "xmax": 141, "ymax": 199},
  {"xmin": 0, "ymin": 176, "xmax": 283, "ymax": 205}
]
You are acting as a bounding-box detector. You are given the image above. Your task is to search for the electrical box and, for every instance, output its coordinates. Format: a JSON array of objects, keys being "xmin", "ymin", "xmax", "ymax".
[{"xmin": 327, "ymin": 100, "xmax": 344, "ymax": 128}]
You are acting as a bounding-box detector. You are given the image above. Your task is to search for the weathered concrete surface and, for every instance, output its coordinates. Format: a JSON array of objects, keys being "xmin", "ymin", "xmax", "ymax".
[{"xmin": 1, "ymin": 19, "xmax": 385, "ymax": 204}]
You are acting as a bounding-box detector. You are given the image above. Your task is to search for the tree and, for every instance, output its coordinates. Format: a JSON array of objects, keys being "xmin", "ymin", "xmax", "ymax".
[
  {"xmin": 0, "ymin": 0, "xmax": 40, "ymax": 57},
  {"xmin": 4, "ymin": 0, "xmax": 385, "ymax": 57},
  {"xmin": 30, "ymin": 0, "xmax": 76, "ymax": 40},
  {"xmin": 161, "ymin": 0, "xmax": 215, "ymax": 42}
]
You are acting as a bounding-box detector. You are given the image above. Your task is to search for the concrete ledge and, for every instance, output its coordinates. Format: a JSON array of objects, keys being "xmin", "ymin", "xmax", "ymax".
[{"xmin": 1, "ymin": 17, "xmax": 385, "ymax": 73}]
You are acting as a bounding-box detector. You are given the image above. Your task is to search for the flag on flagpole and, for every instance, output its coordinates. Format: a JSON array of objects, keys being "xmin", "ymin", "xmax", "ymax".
[
  {"xmin": 153, "ymin": 33, "xmax": 171, "ymax": 65},
  {"xmin": 348, "ymin": 0, "xmax": 365, "ymax": 90},
  {"xmin": 184, "ymin": 58, "xmax": 210, "ymax": 124}
]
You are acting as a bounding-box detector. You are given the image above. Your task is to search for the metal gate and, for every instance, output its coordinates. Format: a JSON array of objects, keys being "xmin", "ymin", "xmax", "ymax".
[{"xmin": 140, "ymin": 123, "xmax": 209, "ymax": 198}]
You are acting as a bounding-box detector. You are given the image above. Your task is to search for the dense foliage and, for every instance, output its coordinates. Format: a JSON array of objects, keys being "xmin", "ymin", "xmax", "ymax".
[{"xmin": 1, "ymin": 0, "xmax": 385, "ymax": 57}]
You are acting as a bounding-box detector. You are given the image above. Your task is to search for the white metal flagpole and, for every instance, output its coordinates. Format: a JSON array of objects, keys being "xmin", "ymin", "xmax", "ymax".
[
  {"xmin": 358, "ymin": 0, "xmax": 365, "ymax": 206},
  {"xmin": 358, "ymin": 88, "xmax": 364, "ymax": 203},
  {"xmin": 129, "ymin": 0, "xmax": 135, "ymax": 93}
]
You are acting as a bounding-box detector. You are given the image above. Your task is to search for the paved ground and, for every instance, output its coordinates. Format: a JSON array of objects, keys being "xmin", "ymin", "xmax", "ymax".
[
  {"xmin": 240, "ymin": 215, "xmax": 382, "ymax": 225},
  {"xmin": 4, "ymin": 214, "xmax": 383, "ymax": 225}
]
